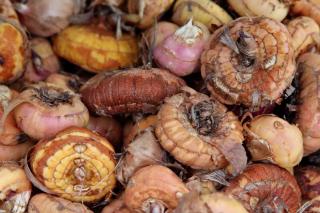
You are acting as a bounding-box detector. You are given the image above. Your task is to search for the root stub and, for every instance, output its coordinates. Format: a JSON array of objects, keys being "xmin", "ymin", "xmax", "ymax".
[
  {"xmin": 201, "ymin": 17, "xmax": 295, "ymax": 109},
  {"xmin": 156, "ymin": 86, "xmax": 247, "ymax": 175}
]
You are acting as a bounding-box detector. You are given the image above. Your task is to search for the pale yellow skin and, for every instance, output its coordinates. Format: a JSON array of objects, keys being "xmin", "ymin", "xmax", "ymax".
[
  {"xmin": 175, "ymin": 192, "xmax": 248, "ymax": 213},
  {"xmin": 53, "ymin": 25, "xmax": 138, "ymax": 73},
  {"xmin": 31, "ymin": 128, "xmax": 116, "ymax": 203},
  {"xmin": 228, "ymin": 0, "xmax": 289, "ymax": 21},
  {"xmin": 246, "ymin": 115, "xmax": 303, "ymax": 169},
  {"xmin": 172, "ymin": 0, "xmax": 232, "ymax": 31},
  {"xmin": 201, "ymin": 193, "xmax": 248, "ymax": 213}
]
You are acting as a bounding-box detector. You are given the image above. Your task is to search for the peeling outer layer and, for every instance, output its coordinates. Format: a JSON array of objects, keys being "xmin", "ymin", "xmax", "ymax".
[
  {"xmin": 116, "ymin": 126, "xmax": 167, "ymax": 185},
  {"xmin": 175, "ymin": 192, "xmax": 248, "ymax": 213},
  {"xmin": 28, "ymin": 127, "xmax": 116, "ymax": 203},
  {"xmin": 53, "ymin": 24, "xmax": 138, "ymax": 73},
  {"xmin": 291, "ymin": 0, "xmax": 320, "ymax": 25},
  {"xmin": 224, "ymin": 163, "xmax": 301, "ymax": 213},
  {"xmin": 123, "ymin": 115, "xmax": 158, "ymax": 147},
  {"xmin": 0, "ymin": 163, "xmax": 32, "ymax": 213},
  {"xmin": 123, "ymin": 165, "xmax": 189, "ymax": 212},
  {"xmin": 127, "ymin": 0, "xmax": 175, "ymax": 29},
  {"xmin": 28, "ymin": 193, "xmax": 93, "ymax": 213},
  {"xmin": 227, "ymin": 0, "xmax": 289, "ymax": 21},
  {"xmin": 296, "ymin": 53, "xmax": 320, "ymax": 156},
  {"xmin": 172, "ymin": 0, "xmax": 232, "ymax": 31},
  {"xmin": 287, "ymin": 17, "xmax": 320, "ymax": 57},
  {"xmin": 80, "ymin": 68, "xmax": 185, "ymax": 115},
  {"xmin": 155, "ymin": 86, "xmax": 247, "ymax": 175},
  {"xmin": 0, "ymin": 15, "xmax": 28, "ymax": 84},
  {"xmin": 185, "ymin": 174, "xmax": 217, "ymax": 194},
  {"xmin": 295, "ymin": 166, "xmax": 320, "ymax": 200},
  {"xmin": 153, "ymin": 20, "xmax": 210, "ymax": 77},
  {"xmin": 201, "ymin": 17, "xmax": 296, "ymax": 109}
]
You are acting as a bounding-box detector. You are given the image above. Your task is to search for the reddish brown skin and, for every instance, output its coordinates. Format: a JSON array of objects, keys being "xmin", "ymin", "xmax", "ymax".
[
  {"xmin": 80, "ymin": 68, "xmax": 185, "ymax": 115},
  {"xmin": 87, "ymin": 116, "xmax": 122, "ymax": 150},
  {"xmin": 224, "ymin": 163, "xmax": 301, "ymax": 213},
  {"xmin": 296, "ymin": 166, "xmax": 320, "ymax": 200}
]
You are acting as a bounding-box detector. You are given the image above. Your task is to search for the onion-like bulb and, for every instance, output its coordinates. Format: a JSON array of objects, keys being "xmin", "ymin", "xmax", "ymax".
[
  {"xmin": 154, "ymin": 19, "xmax": 209, "ymax": 76},
  {"xmin": 0, "ymin": 83, "xmax": 89, "ymax": 140},
  {"xmin": 175, "ymin": 192, "xmax": 248, "ymax": 213},
  {"xmin": 0, "ymin": 162, "xmax": 32, "ymax": 213},
  {"xmin": 23, "ymin": 38, "xmax": 60, "ymax": 83},
  {"xmin": 244, "ymin": 114, "xmax": 303, "ymax": 169},
  {"xmin": 144, "ymin": 21, "xmax": 178, "ymax": 47},
  {"xmin": 14, "ymin": 0, "xmax": 85, "ymax": 37}
]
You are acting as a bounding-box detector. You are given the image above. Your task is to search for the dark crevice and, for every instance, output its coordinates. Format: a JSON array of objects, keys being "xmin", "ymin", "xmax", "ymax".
[
  {"xmin": 188, "ymin": 101, "xmax": 221, "ymax": 136},
  {"xmin": 32, "ymin": 87, "xmax": 73, "ymax": 107}
]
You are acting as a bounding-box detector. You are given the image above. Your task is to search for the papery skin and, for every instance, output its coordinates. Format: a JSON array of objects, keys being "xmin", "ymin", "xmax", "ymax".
[
  {"xmin": 15, "ymin": 0, "xmax": 84, "ymax": 37},
  {"xmin": 154, "ymin": 21, "xmax": 209, "ymax": 76}
]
